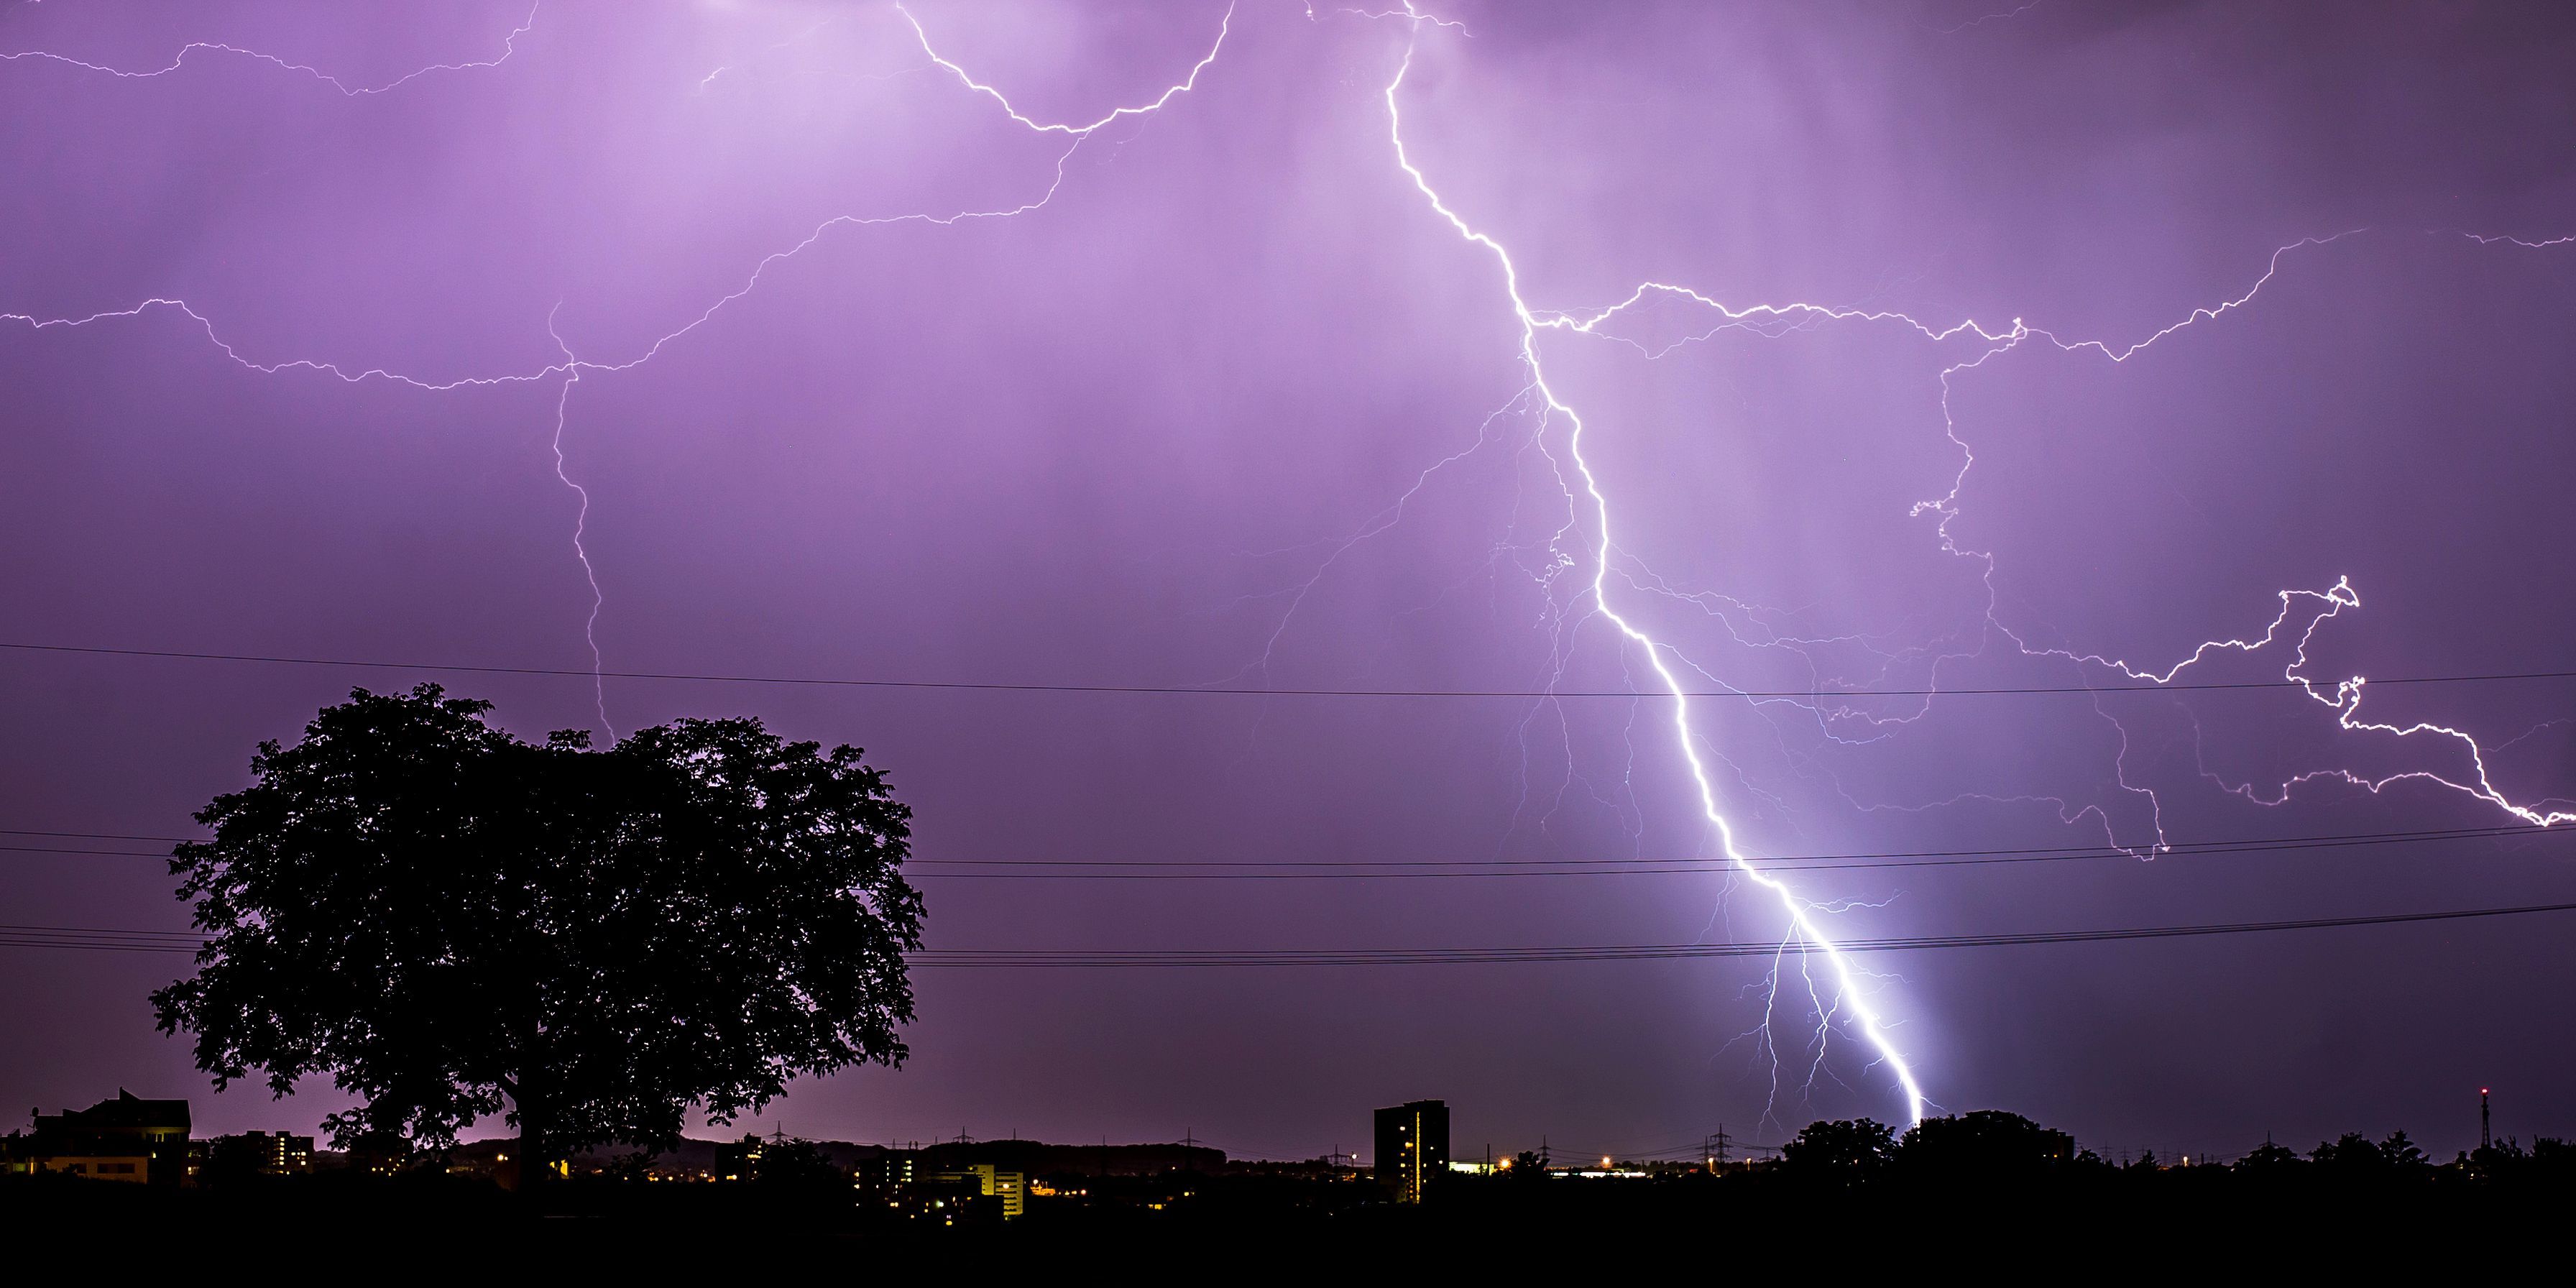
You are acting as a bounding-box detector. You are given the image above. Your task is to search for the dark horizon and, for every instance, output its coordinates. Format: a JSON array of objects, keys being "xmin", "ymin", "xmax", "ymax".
[{"xmin": 6, "ymin": 0, "xmax": 2575, "ymax": 1164}]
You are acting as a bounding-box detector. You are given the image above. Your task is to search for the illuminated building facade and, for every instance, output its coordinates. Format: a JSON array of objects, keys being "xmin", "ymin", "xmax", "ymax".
[
  {"xmin": 854, "ymin": 1151, "xmax": 921, "ymax": 1191},
  {"xmin": 1374, "ymin": 1099, "xmax": 1449, "ymax": 1204},
  {"xmin": 935, "ymin": 1162, "xmax": 1026, "ymax": 1220},
  {"xmin": 189, "ymin": 1129, "xmax": 315, "ymax": 1180}
]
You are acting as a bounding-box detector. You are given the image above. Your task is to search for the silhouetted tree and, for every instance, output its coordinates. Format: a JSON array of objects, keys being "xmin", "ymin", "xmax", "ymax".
[
  {"xmin": 2467, "ymin": 1138, "xmax": 2519, "ymax": 1179},
  {"xmin": 2309, "ymin": 1133, "xmax": 2386, "ymax": 1173},
  {"xmin": 1508, "ymin": 1150, "xmax": 1546, "ymax": 1181},
  {"xmin": 2236, "ymin": 1140, "xmax": 2304, "ymax": 1173},
  {"xmin": 2379, "ymin": 1130, "xmax": 2427, "ymax": 1173},
  {"xmin": 755, "ymin": 1136, "xmax": 844, "ymax": 1189},
  {"xmin": 1782, "ymin": 1118, "xmax": 1895, "ymax": 1183},
  {"xmin": 152, "ymin": 686, "xmax": 924, "ymax": 1179},
  {"xmin": 1895, "ymin": 1110, "xmax": 2074, "ymax": 1181}
]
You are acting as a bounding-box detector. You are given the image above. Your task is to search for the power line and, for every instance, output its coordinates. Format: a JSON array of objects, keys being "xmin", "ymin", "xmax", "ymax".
[
  {"xmin": 914, "ymin": 901, "xmax": 2576, "ymax": 963},
  {"xmin": 0, "ymin": 828, "xmax": 196, "ymax": 843},
  {"xmin": 6, "ymin": 898, "xmax": 2573, "ymax": 963},
  {"xmin": 6, "ymin": 639, "xmax": 2572, "ymax": 699},
  {"xmin": 0, "ymin": 845, "xmax": 182, "ymax": 857},
  {"xmin": 914, "ymin": 822, "xmax": 2571, "ymax": 873},
  {"xmin": 4, "ymin": 821, "xmax": 2566, "ymax": 879},
  {"xmin": 16, "ymin": 822, "xmax": 2565, "ymax": 857}
]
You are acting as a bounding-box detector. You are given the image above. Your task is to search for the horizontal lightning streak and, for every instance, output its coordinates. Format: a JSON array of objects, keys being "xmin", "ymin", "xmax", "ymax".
[
  {"xmin": 900, "ymin": 2, "xmax": 1233, "ymax": 137},
  {"xmin": 0, "ymin": 1, "xmax": 540, "ymax": 96},
  {"xmin": 1, "ymin": 3, "xmax": 1236, "ymax": 751},
  {"xmin": 1540, "ymin": 229, "xmax": 2576, "ymax": 840},
  {"xmin": 1, "ymin": 5, "xmax": 1234, "ymax": 392}
]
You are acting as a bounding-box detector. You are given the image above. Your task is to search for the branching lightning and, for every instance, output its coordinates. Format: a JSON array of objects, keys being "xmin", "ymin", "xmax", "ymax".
[
  {"xmin": 1553, "ymin": 228, "xmax": 2576, "ymax": 847},
  {"xmin": 2, "ymin": 1, "xmax": 1233, "ymax": 735},
  {"xmin": 1308, "ymin": 7, "xmax": 2572, "ymax": 1120}
]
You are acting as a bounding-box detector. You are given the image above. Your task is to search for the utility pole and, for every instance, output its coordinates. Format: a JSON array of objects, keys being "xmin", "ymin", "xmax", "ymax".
[
  {"xmin": 1707, "ymin": 1124, "xmax": 1733, "ymax": 1172},
  {"xmin": 2481, "ymin": 1087, "xmax": 2493, "ymax": 1151}
]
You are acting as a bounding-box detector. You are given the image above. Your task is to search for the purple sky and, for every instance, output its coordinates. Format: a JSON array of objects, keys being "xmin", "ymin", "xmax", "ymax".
[{"xmin": 6, "ymin": 0, "xmax": 2575, "ymax": 1163}]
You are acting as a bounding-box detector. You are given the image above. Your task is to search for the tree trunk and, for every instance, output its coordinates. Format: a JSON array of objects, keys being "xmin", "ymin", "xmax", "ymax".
[
  {"xmin": 513, "ymin": 999, "xmax": 550, "ymax": 1197},
  {"xmin": 516, "ymin": 1103, "xmax": 540, "ymax": 1194},
  {"xmin": 499, "ymin": 1063, "xmax": 546, "ymax": 1195}
]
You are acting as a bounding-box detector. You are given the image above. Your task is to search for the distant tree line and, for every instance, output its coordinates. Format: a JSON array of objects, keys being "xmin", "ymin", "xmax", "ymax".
[{"xmin": 1773, "ymin": 1109, "xmax": 2576, "ymax": 1189}]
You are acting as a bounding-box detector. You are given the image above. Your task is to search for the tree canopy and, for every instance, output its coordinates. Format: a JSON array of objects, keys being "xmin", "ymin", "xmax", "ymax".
[
  {"xmin": 152, "ymin": 685, "xmax": 925, "ymax": 1167},
  {"xmin": 1895, "ymin": 1110, "xmax": 2078, "ymax": 1178},
  {"xmin": 1781, "ymin": 1118, "xmax": 1896, "ymax": 1182}
]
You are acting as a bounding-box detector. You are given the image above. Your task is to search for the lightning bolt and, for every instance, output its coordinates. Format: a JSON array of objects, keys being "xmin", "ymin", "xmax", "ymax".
[
  {"xmin": 545, "ymin": 305, "xmax": 609, "ymax": 740},
  {"xmin": 1379, "ymin": 4, "xmax": 1928, "ymax": 1123},
  {"xmin": 696, "ymin": 17, "xmax": 840, "ymax": 96},
  {"xmin": 0, "ymin": 1, "xmax": 540, "ymax": 97},
  {"xmin": 1334, "ymin": 7, "xmax": 2575, "ymax": 1121}
]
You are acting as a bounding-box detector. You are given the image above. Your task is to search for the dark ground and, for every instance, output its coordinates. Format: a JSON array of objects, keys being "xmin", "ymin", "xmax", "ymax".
[{"xmin": 0, "ymin": 1168, "xmax": 2546, "ymax": 1269}]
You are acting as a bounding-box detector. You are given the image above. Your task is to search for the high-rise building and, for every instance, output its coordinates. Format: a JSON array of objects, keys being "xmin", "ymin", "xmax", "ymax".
[
  {"xmin": 934, "ymin": 1162, "xmax": 1026, "ymax": 1220},
  {"xmin": 853, "ymin": 1150, "xmax": 921, "ymax": 1191},
  {"xmin": 1374, "ymin": 1099, "xmax": 1449, "ymax": 1204},
  {"xmin": 188, "ymin": 1129, "xmax": 314, "ymax": 1182}
]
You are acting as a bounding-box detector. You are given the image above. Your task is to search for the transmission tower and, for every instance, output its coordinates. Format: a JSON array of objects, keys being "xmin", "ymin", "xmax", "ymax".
[{"xmin": 1706, "ymin": 1125, "xmax": 1734, "ymax": 1172}]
